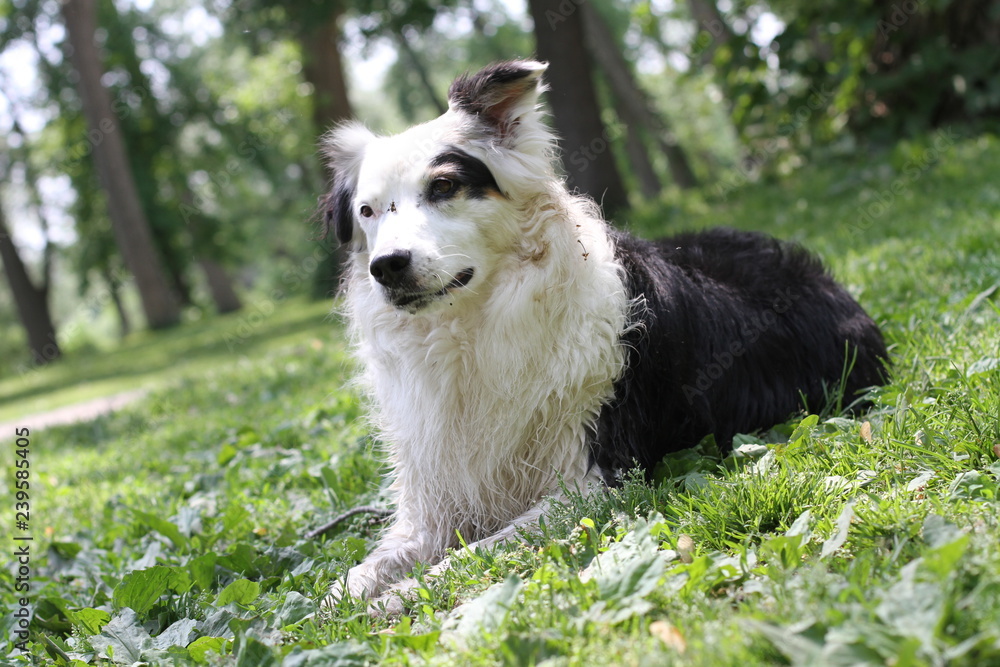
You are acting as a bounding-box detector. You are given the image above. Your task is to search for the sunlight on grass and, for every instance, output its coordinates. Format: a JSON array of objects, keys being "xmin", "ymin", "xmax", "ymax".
[
  {"xmin": 1, "ymin": 137, "xmax": 998, "ymax": 665},
  {"xmin": 0, "ymin": 297, "xmax": 339, "ymax": 423}
]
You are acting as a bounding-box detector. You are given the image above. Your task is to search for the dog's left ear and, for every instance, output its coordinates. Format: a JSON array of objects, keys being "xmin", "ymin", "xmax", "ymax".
[
  {"xmin": 321, "ymin": 122, "xmax": 376, "ymax": 247},
  {"xmin": 448, "ymin": 60, "xmax": 547, "ymax": 138}
]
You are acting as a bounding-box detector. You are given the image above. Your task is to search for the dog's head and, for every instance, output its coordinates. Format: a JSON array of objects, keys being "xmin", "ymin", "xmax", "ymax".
[{"xmin": 321, "ymin": 60, "xmax": 553, "ymax": 313}]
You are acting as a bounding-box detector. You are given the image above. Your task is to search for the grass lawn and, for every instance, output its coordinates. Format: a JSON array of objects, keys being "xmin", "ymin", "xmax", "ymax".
[
  {"xmin": 0, "ymin": 297, "xmax": 337, "ymax": 424},
  {"xmin": 2, "ymin": 134, "xmax": 999, "ymax": 665}
]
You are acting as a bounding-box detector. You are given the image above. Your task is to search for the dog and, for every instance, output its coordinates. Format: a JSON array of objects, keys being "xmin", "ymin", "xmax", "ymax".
[{"xmin": 320, "ymin": 60, "xmax": 888, "ymax": 609}]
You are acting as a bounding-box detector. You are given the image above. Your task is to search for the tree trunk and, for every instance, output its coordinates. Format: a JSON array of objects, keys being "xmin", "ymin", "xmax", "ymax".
[
  {"xmin": 581, "ymin": 3, "xmax": 700, "ymax": 190},
  {"xmin": 395, "ymin": 28, "xmax": 448, "ymax": 115},
  {"xmin": 198, "ymin": 258, "xmax": 243, "ymax": 314},
  {"xmin": 4, "ymin": 111, "xmax": 56, "ymax": 294},
  {"xmin": 623, "ymin": 126, "xmax": 662, "ymax": 199},
  {"xmin": 101, "ymin": 266, "xmax": 132, "ymax": 339},
  {"xmin": 300, "ymin": 11, "xmax": 354, "ymax": 298},
  {"xmin": 62, "ymin": 0, "xmax": 180, "ymax": 329},
  {"xmin": 0, "ymin": 204, "xmax": 61, "ymax": 365},
  {"xmin": 528, "ymin": 0, "xmax": 629, "ymax": 215},
  {"xmin": 300, "ymin": 11, "xmax": 353, "ymax": 134},
  {"xmin": 687, "ymin": 0, "xmax": 735, "ymax": 65}
]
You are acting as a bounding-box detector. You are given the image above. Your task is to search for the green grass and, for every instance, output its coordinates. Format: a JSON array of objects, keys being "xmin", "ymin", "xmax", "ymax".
[
  {"xmin": 0, "ymin": 296, "xmax": 336, "ymax": 424},
  {"xmin": 2, "ymin": 135, "xmax": 999, "ymax": 666}
]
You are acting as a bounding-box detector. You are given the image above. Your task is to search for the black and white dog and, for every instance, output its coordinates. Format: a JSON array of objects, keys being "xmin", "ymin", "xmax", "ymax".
[{"xmin": 321, "ymin": 61, "xmax": 888, "ymax": 607}]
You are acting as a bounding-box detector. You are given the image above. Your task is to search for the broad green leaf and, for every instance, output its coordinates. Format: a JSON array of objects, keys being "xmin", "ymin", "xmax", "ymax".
[
  {"xmin": 876, "ymin": 561, "xmax": 947, "ymax": 645},
  {"xmin": 921, "ymin": 514, "xmax": 962, "ymax": 549},
  {"xmin": 188, "ymin": 636, "xmax": 230, "ymax": 663},
  {"xmin": 130, "ymin": 509, "xmax": 188, "ymax": 549},
  {"xmin": 786, "ymin": 510, "xmax": 813, "ymax": 538},
  {"xmin": 188, "ymin": 553, "xmax": 218, "ymax": 591},
  {"xmin": 580, "ymin": 515, "xmax": 672, "ymax": 620},
  {"xmin": 270, "ymin": 591, "xmax": 316, "ymax": 628},
  {"xmin": 151, "ymin": 618, "xmax": 198, "ymax": 651},
  {"xmin": 281, "ymin": 641, "xmax": 376, "ymax": 667},
  {"xmin": 113, "ymin": 566, "xmax": 192, "ymax": 615},
  {"xmin": 220, "ymin": 543, "xmax": 258, "ymax": 576},
  {"xmin": 921, "ymin": 517, "xmax": 970, "ymax": 579},
  {"xmin": 788, "ymin": 414, "xmax": 820, "ymax": 446},
  {"xmin": 88, "ymin": 608, "xmax": 151, "ymax": 665},
  {"xmin": 222, "ymin": 504, "xmax": 252, "ymax": 534},
  {"xmin": 967, "ymin": 356, "xmax": 999, "ymax": 376},
  {"xmin": 821, "ymin": 502, "xmax": 855, "ymax": 558},
  {"xmin": 451, "ymin": 575, "xmax": 522, "ymax": 637},
  {"xmin": 216, "ymin": 579, "xmax": 261, "ymax": 607},
  {"xmin": 234, "ymin": 633, "xmax": 278, "ymax": 667},
  {"xmin": 218, "ymin": 443, "xmax": 239, "ymax": 466},
  {"xmin": 762, "ymin": 515, "xmax": 811, "ymax": 571},
  {"xmin": 70, "ymin": 607, "xmax": 111, "ymax": 635},
  {"xmin": 200, "ymin": 608, "xmax": 238, "ymax": 639},
  {"xmin": 749, "ymin": 620, "xmax": 824, "ymax": 665}
]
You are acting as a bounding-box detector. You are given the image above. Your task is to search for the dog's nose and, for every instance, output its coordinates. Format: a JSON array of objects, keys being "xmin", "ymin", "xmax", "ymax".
[{"xmin": 369, "ymin": 250, "xmax": 413, "ymax": 287}]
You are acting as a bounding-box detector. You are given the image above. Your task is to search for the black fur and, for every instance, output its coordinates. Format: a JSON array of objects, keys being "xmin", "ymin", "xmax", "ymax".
[
  {"xmin": 429, "ymin": 147, "xmax": 503, "ymax": 200},
  {"xmin": 448, "ymin": 60, "xmax": 541, "ymax": 131},
  {"xmin": 592, "ymin": 227, "xmax": 889, "ymax": 477},
  {"xmin": 329, "ymin": 175, "xmax": 355, "ymax": 245}
]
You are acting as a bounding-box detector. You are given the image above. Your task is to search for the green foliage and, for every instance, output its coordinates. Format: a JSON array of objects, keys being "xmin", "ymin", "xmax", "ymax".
[
  {"xmin": 698, "ymin": 0, "xmax": 1000, "ymax": 150},
  {"xmin": 2, "ymin": 136, "xmax": 999, "ymax": 665}
]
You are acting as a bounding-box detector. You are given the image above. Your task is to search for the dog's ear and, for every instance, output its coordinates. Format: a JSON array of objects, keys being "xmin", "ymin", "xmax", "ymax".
[
  {"xmin": 448, "ymin": 60, "xmax": 547, "ymax": 138},
  {"xmin": 321, "ymin": 122, "xmax": 375, "ymax": 247}
]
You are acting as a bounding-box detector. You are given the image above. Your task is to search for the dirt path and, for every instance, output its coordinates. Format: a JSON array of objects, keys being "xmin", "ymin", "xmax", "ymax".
[{"xmin": 0, "ymin": 388, "xmax": 148, "ymax": 433}]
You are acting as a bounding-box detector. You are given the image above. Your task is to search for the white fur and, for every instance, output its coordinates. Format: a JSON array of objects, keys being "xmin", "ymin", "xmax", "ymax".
[{"xmin": 324, "ymin": 63, "xmax": 630, "ymax": 607}]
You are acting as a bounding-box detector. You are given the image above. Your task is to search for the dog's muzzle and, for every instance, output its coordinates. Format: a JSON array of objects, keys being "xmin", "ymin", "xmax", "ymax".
[
  {"xmin": 370, "ymin": 252, "xmax": 474, "ymax": 311},
  {"xmin": 369, "ymin": 250, "xmax": 413, "ymax": 289}
]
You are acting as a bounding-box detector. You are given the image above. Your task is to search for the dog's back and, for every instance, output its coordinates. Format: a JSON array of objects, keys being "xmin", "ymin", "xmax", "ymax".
[
  {"xmin": 322, "ymin": 60, "xmax": 889, "ymax": 606},
  {"xmin": 593, "ymin": 227, "xmax": 889, "ymax": 475}
]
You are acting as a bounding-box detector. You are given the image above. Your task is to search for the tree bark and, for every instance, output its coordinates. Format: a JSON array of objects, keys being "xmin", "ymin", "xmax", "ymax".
[
  {"xmin": 101, "ymin": 266, "xmax": 132, "ymax": 339},
  {"xmin": 395, "ymin": 28, "xmax": 448, "ymax": 115},
  {"xmin": 687, "ymin": 0, "xmax": 735, "ymax": 65},
  {"xmin": 623, "ymin": 126, "xmax": 662, "ymax": 199},
  {"xmin": 0, "ymin": 203, "xmax": 61, "ymax": 365},
  {"xmin": 299, "ymin": 10, "xmax": 354, "ymax": 296},
  {"xmin": 528, "ymin": 0, "xmax": 629, "ymax": 215},
  {"xmin": 62, "ymin": 0, "xmax": 180, "ymax": 329},
  {"xmin": 300, "ymin": 10, "xmax": 353, "ymax": 134},
  {"xmin": 198, "ymin": 258, "xmax": 243, "ymax": 314},
  {"xmin": 581, "ymin": 3, "xmax": 700, "ymax": 190}
]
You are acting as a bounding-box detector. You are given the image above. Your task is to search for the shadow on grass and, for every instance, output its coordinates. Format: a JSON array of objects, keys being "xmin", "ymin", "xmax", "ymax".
[{"xmin": 0, "ymin": 297, "xmax": 344, "ymax": 414}]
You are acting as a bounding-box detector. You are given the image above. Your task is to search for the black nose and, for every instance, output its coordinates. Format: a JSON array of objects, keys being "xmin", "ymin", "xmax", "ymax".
[{"xmin": 369, "ymin": 250, "xmax": 413, "ymax": 287}]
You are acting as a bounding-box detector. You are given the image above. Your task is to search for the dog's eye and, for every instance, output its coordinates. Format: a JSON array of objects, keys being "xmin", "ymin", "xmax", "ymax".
[
  {"xmin": 359, "ymin": 205, "xmax": 374, "ymax": 218},
  {"xmin": 430, "ymin": 178, "xmax": 454, "ymax": 197}
]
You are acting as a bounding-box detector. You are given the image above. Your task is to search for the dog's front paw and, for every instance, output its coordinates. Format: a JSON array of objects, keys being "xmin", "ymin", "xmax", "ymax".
[
  {"xmin": 367, "ymin": 577, "xmax": 421, "ymax": 619},
  {"xmin": 323, "ymin": 562, "xmax": 380, "ymax": 610}
]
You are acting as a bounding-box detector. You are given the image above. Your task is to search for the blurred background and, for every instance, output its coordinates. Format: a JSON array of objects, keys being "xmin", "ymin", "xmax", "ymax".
[{"xmin": 1, "ymin": 0, "xmax": 998, "ymax": 376}]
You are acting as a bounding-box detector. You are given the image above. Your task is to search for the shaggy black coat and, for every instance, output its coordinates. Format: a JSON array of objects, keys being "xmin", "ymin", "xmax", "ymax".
[{"xmin": 592, "ymin": 227, "xmax": 889, "ymax": 475}]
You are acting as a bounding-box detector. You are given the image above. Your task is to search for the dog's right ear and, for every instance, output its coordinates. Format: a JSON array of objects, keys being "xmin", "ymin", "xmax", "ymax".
[
  {"xmin": 448, "ymin": 60, "xmax": 547, "ymax": 140},
  {"xmin": 321, "ymin": 122, "xmax": 375, "ymax": 247}
]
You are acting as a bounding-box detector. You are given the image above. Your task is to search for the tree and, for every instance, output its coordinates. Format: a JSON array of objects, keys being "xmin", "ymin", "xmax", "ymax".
[
  {"xmin": 61, "ymin": 0, "xmax": 180, "ymax": 329},
  {"xmin": 581, "ymin": 2, "xmax": 700, "ymax": 191},
  {"xmin": 198, "ymin": 258, "xmax": 243, "ymax": 315},
  {"xmin": 296, "ymin": 7, "xmax": 355, "ymax": 299},
  {"xmin": 299, "ymin": 8, "xmax": 354, "ymax": 134},
  {"xmin": 682, "ymin": 0, "xmax": 1000, "ymax": 153},
  {"xmin": 98, "ymin": 1, "xmax": 245, "ymax": 314},
  {"xmin": 528, "ymin": 0, "xmax": 629, "ymax": 215},
  {"xmin": 0, "ymin": 196, "xmax": 60, "ymax": 365},
  {"xmin": 226, "ymin": 0, "xmax": 357, "ymax": 298}
]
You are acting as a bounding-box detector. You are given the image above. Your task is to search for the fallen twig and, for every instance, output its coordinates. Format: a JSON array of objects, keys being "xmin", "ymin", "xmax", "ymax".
[{"xmin": 304, "ymin": 505, "xmax": 395, "ymax": 539}]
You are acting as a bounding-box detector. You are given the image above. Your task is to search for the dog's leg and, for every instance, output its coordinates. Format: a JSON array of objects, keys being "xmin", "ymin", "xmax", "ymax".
[
  {"xmin": 367, "ymin": 469, "xmax": 605, "ymax": 617},
  {"xmin": 324, "ymin": 512, "xmax": 449, "ymax": 609}
]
